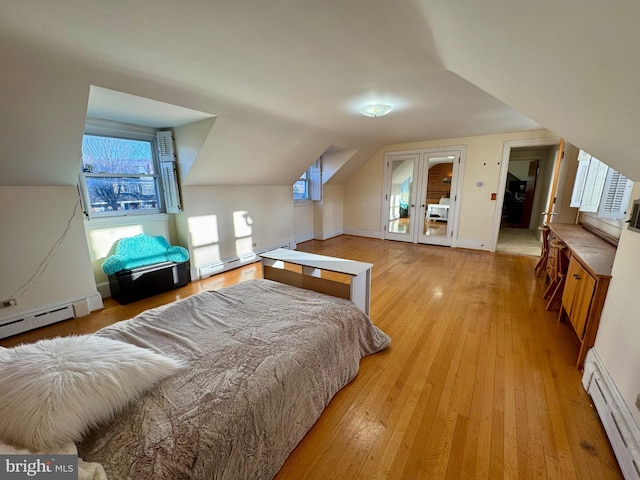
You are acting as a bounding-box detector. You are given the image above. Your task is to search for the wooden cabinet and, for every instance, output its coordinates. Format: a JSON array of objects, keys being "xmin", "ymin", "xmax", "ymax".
[
  {"xmin": 561, "ymin": 257, "xmax": 596, "ymax": 340},
  {"xmin": 548, "ymin": 224, "xmax": 616, "ymax": 369}
]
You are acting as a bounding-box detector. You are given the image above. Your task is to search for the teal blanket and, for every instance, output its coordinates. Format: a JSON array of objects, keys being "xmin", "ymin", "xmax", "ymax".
[{"xmin": 102, "ymin": 234, "xmax": 189, "ymax": 275}]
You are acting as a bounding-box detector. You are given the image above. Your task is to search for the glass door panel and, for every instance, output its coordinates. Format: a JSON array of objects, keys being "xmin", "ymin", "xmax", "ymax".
[
  {"xmin": 417, "ymin": 151, "xmax": 460, "ymax": 246},
  {"xmin": 385, "ymin": 154, "xmax": 418, "ymax": 242}
]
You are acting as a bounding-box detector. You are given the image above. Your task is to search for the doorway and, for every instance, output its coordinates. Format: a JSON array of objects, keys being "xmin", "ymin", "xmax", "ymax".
[
  {"xmin": 493, "ymin": 141, "xmax": 561, "ymax": 255},
  {"xmin": 383, "ymin": 147, "xmax": 463, "ymax": 246}
]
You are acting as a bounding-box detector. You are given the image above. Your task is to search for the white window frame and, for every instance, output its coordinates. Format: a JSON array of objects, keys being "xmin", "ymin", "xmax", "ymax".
[
  {"xmin": 293, "ymin": 157, "xmax": 322, "ymax": 203},
  {"xmin": 570, "ymin": 150, "xmax": 633, "ymax": 221},
  {"xmin": 79, "ymin": 119, "xmax": 181, "ymax": 219}
]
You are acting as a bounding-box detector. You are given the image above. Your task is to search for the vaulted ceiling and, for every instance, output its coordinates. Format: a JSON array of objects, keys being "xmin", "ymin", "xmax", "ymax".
[{"xmin": 1, "ymin": 0, "xmax": 638, "ymax": 186}]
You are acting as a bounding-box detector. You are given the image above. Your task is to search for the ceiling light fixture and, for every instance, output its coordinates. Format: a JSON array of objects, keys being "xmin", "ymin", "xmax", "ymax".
[{"xmin": 359, "ymin": 104, "xmax": 393, "ymax": 117}]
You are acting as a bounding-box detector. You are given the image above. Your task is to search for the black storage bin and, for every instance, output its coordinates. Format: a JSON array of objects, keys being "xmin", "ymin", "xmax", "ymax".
[{"xmin": 108, "ymin": 261, "xmax": 189, "ymax": 305}]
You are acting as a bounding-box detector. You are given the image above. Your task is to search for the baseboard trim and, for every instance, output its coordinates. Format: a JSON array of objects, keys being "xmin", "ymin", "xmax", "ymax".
[
  {"xmin": 454, "ymin": 238, "xmax": 492, "ymax": 251},
  {"xmin": 295, "ymin": 232, "xmax": 314, "ymax": 244},
  {"xmin": 343, "ymin": 227, "xmax": 383, "ymax": 239},
  {"xmin": 96, "ymin": 281, "xmax": 111, "ymax": 299},
  {"xmin": 313, "ymin": 228, "xmax": 344, "ymax": 241},
  {"xmin": 582, "ymin": 348, "xmax": 640, "ymax": 480}
]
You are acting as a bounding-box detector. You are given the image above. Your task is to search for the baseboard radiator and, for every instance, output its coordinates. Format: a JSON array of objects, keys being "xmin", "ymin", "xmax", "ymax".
[
  {"xmin": 197, "ymin": 243, "xmax": 296, "ymax": 280},
  {"xmin": 0, "ymin": 304, "xmax": 74, "ymax": 339},
  {"xmin": 583, "ymin": 349, "xmax": 640, "ymax": 479}
]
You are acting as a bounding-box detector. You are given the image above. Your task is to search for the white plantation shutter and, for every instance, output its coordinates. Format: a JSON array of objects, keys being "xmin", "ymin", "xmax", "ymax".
[
  {"xmin": 156, "ymin": 131, "xmax": 175, "ymax": 162},
  {"xmin": 597, "ymin": 169, "xmax": 633, "ymax": 219},
  {"xmin": 310, "ymin": 157, "xmax": 322, "ymax": 201},
  {"xmin": 570, "ymin": 154, "xmax": 592, "ymax": 207},
  {"xmin": 579, "ymin": 156, "xmax": 609, "ymax": 213},
  {"xmin": 156, "ymin": 131, "xmax": 181, "ymax": 213}
]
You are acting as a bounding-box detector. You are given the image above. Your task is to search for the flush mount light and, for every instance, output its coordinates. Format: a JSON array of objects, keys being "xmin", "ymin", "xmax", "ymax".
[{"xmin": 359, "ymin": 104, "xmax": 393, "ymax": 117}]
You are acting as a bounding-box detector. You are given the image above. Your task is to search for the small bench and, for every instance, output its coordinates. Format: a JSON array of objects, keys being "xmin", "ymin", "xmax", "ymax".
[{"xmin": 102, "ymin": 234, "xmax": 190, "ymax": 304}]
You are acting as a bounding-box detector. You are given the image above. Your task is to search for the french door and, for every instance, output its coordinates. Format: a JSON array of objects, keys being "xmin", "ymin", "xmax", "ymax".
[
  {"xmin": 384, "ymin": 148, "xmax": 463, "ymax": 246},
  {"xmin": 384, "ymin": 153, "xmax": 420, "ymax": 242}
]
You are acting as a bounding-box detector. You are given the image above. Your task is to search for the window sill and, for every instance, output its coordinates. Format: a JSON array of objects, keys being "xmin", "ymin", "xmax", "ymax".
[
  {"xmin": 84, "ymin": 213, "xmax": 171, "ymax": 227},
  {"xmin": 294, "ymin": 199, "xmax": 313, "ymax": 206}
]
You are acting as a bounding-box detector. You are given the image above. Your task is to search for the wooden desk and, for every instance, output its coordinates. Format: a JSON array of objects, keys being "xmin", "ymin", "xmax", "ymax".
[
  {"xmin": 259, "ymin": 249, "xmax": 373, "ymax": 315},
  {"xmin": 548, "ymin": 224, "xmax": 616, "ymax": 368}
]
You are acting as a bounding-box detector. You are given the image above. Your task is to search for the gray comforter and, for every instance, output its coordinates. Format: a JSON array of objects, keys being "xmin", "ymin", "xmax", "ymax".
[{"xmin": 78, "ymin": 279, "xmax": 390, "ymax": 479}]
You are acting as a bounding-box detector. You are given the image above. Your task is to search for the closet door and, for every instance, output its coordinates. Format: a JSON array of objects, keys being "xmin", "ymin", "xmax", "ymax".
[
  {"xmin": 383, "ymin": 153, "xmax": 419, "ymax": 242},
  {"xmin": 416, "ymin": 150, "xmax": 461, "ymax": 246}
]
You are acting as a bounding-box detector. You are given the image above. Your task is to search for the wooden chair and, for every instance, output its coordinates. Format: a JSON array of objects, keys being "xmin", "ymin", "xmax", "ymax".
[
  {"xmin": 534, "ymin": 225, "xmax": 550, "ymax": 276},
  {"xmin": 543, "ymin": 238, "xmax": 568, "ymax": 310}
]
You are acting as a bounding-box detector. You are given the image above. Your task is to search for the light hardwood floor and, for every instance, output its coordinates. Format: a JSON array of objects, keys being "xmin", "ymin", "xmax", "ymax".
[{"xmin": 0, "ymin": 236, "xmax": 622, "ymax": 479}]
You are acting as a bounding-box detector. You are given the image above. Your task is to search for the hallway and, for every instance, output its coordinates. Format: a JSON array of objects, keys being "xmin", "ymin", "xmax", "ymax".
[{"xmin": 496, "ymin": 227, "xmax": 542, "ymax": 256}]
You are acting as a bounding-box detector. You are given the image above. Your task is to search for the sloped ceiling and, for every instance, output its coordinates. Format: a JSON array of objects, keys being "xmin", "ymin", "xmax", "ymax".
[
  {"xmin": 418, "ymin": 0, "xmax": 640, "ymax": 179},
  {"xmin": 2, "ymin": 0, "xmax": 637, "ymax": 186}
]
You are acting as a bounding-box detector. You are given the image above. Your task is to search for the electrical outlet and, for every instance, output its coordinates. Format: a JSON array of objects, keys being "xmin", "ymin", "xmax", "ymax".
[
  {"xmin": 635, "ymin": 394, "xmax": 640, "ymax": 412},
  {"xmin": 1, "ymin": 299, "xmax": 17, "ymax": 308}
]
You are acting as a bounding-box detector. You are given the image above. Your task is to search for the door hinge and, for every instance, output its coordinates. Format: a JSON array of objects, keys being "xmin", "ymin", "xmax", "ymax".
[
  {"xmin": 454, "ymin": 195, "xmax": 457, "ymax": 201},
  {"xmin": 458, "ymin": 157, "xmax": 460, "ymax": 164}
]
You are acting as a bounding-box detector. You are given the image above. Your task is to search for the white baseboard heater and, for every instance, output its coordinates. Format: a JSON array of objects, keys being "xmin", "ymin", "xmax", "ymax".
[
  {"xmin": 583, "ymin": 349, "xmax": 640, "ymax": 479},
  {"xmin": 0, "ymin": 304, "xmax": 74, "ymax": 339},
  {"xmin": 197, "ymin": 243, "xmax": 295, "ymax": 280}
]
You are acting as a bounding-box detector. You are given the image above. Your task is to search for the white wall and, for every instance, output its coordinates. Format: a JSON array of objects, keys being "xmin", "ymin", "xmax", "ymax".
[
  {"xmin": 178, "ymin": 186, "xmax": 294, "ymax": 276},
  {"xmin": 593, "ymin": 182, "xmax": 640, "ymax": 428},
  {"xmin": 313, "ymin": 185, "xmax": 344, "ymax": 240},
  {"xmin": 527, "ymin": 152, "xmax": 552, "ymax": 230},
  {"xmin": 0, "ymin": 187, "xmax": 99, "ymax": 321},
  {"xmin": 344, "ymin": 129, "xmax": 557, "ymax": 245},
  {"xmin": 508, "ymin": 160, "xmax": 531, "ymax": 180},
  {"xmin": 0, "ymin": 58, "xmax": 89, "ymax": 186},
  {"xmin": 294, "ymin": 203, "xmax": 314, "ymax": 244}
]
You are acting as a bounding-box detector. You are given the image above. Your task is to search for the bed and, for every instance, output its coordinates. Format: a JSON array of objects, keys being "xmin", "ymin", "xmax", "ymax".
[{"xmin": 72, "ymin": 278, "xmax": 391, "ymax": 479}]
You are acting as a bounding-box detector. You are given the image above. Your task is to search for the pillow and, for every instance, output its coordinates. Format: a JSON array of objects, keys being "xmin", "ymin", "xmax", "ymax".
[{"xmin": 0, "ymin": 335, "xmax": 184, "ymax": 451}]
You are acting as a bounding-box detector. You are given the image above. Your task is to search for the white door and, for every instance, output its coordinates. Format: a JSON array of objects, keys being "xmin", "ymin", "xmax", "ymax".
[
  {"xmin": 416, "ymin": 150, "xmax": 461, "ymax": 246},
  {"xmin": 383, "ymin": 153, "xmax": 419, "ymax": 242},
  {"xmin": 383, "ymin": 149, "xmax": 462, "ymax": 245}
]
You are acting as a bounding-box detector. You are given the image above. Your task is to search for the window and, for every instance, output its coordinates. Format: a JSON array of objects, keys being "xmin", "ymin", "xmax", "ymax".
[
  {"xmin": 293, "ymin": 158, "xmax": 322, "ymax": 202},
  {"xmin": 79, "ymin": 120, "xmax": 180, "ymax": 218},
  {"xmin": 570, "ymin": 150, "xmax": 633, "ymax": 220},
  {"xmin": 293, "ymin": 170, "xmax": 310, "ymax": 201}
]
